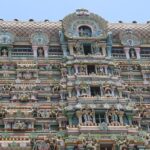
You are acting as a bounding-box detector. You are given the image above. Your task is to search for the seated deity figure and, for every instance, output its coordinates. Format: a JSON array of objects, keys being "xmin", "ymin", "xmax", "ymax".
[
  {"xmin": 82, "ymin": 109, "xmax": 93, "ymax": 125},
  {"xmin": 129, "ymin": 48, "xmax": 136, "ymax": 59},
  {"xmin": 37, "ymin": 47, "xmax": 44, "ymax": 57},
  {"xmin": 1, "ymin": 48, "xmax": 8, "ymax": 57},
  {"xmin": 24, "ymin": 71, "xmax": 32, "ymax": 80},
  {"xmin": 105, "ymin": 88, "xmax": 112, "ymax": 97},
  {"xmin": 80, "ymin": 88, "xmax": 87, "ymax": 97},
  {"xmin": 14, "ymin": 120, "xmax": 27, "ymax": 129}
]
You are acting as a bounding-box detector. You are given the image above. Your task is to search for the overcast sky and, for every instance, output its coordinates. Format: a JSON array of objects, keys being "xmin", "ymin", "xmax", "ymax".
[{"xmin": 0, "ymin": 0, "xmax": 149, "ymax": 23}]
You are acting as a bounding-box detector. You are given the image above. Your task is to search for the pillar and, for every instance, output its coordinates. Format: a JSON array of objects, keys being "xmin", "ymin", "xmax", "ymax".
[
  {"xmin": 76, "ymin": 111, "xmax": 82, "ymax": 124},
  {"xmin": 62, "ymin": 44, "xmax": 68, "ymax": 56},
  {"xmin": 104, "ymin": 66, "xmax": 108, "ymax": 75},
  {"xmin": 135, "ymin": 47, "xmax": 141, "ymax": 59},
  {"xmin": 119, "ymin": 90, "xmax": 122, "ymax": 98},
  {"xmin": 124, "ymin": 47, "xmax": 130, "ymax": 59},
  {"xmin": 102, "ymin": 46, "xmax": 106, "ymax": 56},
  {"xmin": 92, "ymin": 112, "xmax": 96, "ymax": 123},
  {"xmin": 74, "ymin": 65, "xmax": 78, "ymax": 74},
  {"xmin": 105, "ymin": 112, "xmax": 109, "ymax": 124},
  {"xmin": 68, "ymin": 90, "xmax": 72, "ymax": 98},
  {"xmin": 107, "ymin": 45, "xmax": 112, "ymax": 58},
  {"xmin": 112, "ymin": 88, "xmax": 115, "ymax": 97},
  {"xmin": 32, "ymin": 46, "xmax": 38, "ymax": 58},
  {"xmin": 8, "ymin": 47, "xmax": 12, "ymax": 59},
  {"xmin": 43, "ymin": 45, "xmax": 49, "ymax": 59},
  {"xmin": 119, "ymin": 114, "xmax": 124, "ymax": 124},
  {"xmin": 128, "ymin": 115, "xmax": 132, "ymax": 125},
  {"xmin": 88, "ymin": 85, "xmax": 91, "ymax": 96},
  {"xmin": 100, "ymin": 86, "xmax": 103, "ymax": 96},
  {"xmin": 67, "ymin": 66, "xmax": 72, "ymax": 75},
  {"xmin": 76, "ymin": 87, "xmax": 80, "ymax": 97},
  {"xmin": 68, "ymin": 43, "xmax": 74, "ymax": 55}
]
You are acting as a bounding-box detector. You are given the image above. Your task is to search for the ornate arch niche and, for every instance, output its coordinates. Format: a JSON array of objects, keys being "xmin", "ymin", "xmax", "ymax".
[
  {"xmin": 0, "ymin": 31, "xmax": 15, "ymax": 57},
  {"xmin": 120, "ymin": 30, "xmax": 141, "ymax": 59},
  {"xmin": 0, "ymin": 31, "xmax": 15, "ymax": 45},
  {"xmin": 62, "ymin": 9, "xmax": 108, "ymax": 38},
  {"xmin": 31, "ymin": 32, "xmax": 49, "ymax": 57},
  {"xmin": 119, "ymin": 29, "xmax": 141, "ymax": 47},
  {"xmin": 31, "ymin": 32, "xmax": 49, "ymax": 46}
]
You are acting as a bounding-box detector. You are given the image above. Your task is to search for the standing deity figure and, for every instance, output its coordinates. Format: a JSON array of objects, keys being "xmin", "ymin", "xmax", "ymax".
[
  {"xmin": 1, "ymin": 48, "xmax": 8, "ymax": 57},
  {"xmin": 38, "ymin": 47, "xmax": 44, "ymax": 57},
  {"xmin": 129, "ymin": 48, "xmax": 136, "ymax": 58},
  {"xmin": 14, "ymin": 120, "xmax": 27, "ymax": 129}
]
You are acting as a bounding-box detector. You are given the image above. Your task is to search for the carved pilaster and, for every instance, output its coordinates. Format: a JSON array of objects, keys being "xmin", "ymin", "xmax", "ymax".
[
  {"xmin": 135, "ymin": 47, "xmax": 141, "ymax": 59},
  {"xmin": 76, "ymin": 110, "xmax": 82, "ymax": 124},
  {"xmin": 124, "ymin": 47, "xmax": 130, "ymax": 59},
  {"xmin": 43, "ymin": 46, "xmax": 49, "ymax": 59},
  {"xmin": 62, "ymin": 44, "xmax": 68, "ymax": 56},
  {"xmin": 32, "ymin": 46, "xmax": 38, "ymax": 58}
]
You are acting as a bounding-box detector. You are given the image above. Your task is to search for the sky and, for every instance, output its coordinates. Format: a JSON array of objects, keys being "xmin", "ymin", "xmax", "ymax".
[{"xmin": 0, "ymin": 0, "xmax": 149, "ymax": 23}]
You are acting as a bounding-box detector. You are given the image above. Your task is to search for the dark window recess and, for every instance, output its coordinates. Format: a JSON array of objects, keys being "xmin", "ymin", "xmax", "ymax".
[
  {"xmin": 112, "ymin": 47, "xmax": 124, "ymax": 54},
  {"xmin": 100, "ymin": 144, "xmax": 113, "ymax": 150},
  {"xmin": 83, "ymin": 44, "xmax": 92, "ymax": 55},
  {"xmin": 140, "ymin": 48, "xmax": 150, "ymax": 54},
  {"xmin": 91, "ymin": 86, "xmax": 100, "ymax": 96},
  {"xmin": 12, "ymin": 46, "xmax": 33, "ymax": 56},
  {"xmin": 78, "ymin": 26, "xmax": 92, "ymax": 37},
  {"xmin": 95, "ymin": 113, "xmax": 105, "ymax": 123},
  {"xmin": 48, "ymin": 46, "xmax": 63, "ymax": 55},
  {"xmin": 87, "ymin": 65, "xmax": 95, "ymax": 74}
]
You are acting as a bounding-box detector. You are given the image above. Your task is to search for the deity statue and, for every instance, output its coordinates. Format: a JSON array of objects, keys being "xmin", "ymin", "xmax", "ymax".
[
  {"xmin": 129, "ymin": 48, "xmax": 136, "ymax": 59},
  {"xmin": 105, "ymin": 88, "xmax": 112, "ymax": 97},
  {"xmin": 37, "ymin": 47, "xmax": 44, "ymax": 57},
  {"xmin": 82, "ymin": 109, "xmax": 93, "ymax": 124},
  {"xmin": 13, "ymin": 121, "xmax": 27, "ymax": 130},
  {"xmin": 1, "ymin": 48, "xmax": 8, "ymax": 57},
  {"xmin": 80, "ymin": 88, "xmax": 87, "ymax": 97},
  {"xmin": 23, "ymin": 71, "xmax": 32, "ymax": 80}
]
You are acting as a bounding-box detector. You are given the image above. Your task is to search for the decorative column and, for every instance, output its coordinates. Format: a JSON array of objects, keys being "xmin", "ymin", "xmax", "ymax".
[
  {"xmin": 76, "ymin": 86, "xmax": 80, "ymax": 97},
  {"xmin": 68, "ymin": 43, "xmax": 74, "ymax": 55},
  {"xmin": 105, "ymin": 112, "xmax": 109, "ymax": 124},
  {"xmin": 62, "ymin": 44, "xmax": 68, "ymax": 56},
  {"xmin": 88, "ymin": 85, "xmax": 91, "ymax": 96},
  {"xmin": 76, "ymin": 111, "xmax": 82, "ymax": 124},
  {"xmin": 128, "ymin": 115, "xmax": 133, "ymax": 125},
  {"xmin": 135, "ymin": 47, "xmax": 141, "ymax": 59},
  {"xmin": 67, "ymin": 113, "xmax": 73, "ymax": 126},
  {"xmin": 68, "ymin": 89, "xmax": 72, "ymax": 98},
  {"xmin": 92, "ymin": 111, "xmax": 96, "ymax": 123},
  {"xmin": 43, "ymin": 45, "xmax": 49, "ymax": 59},
  {"xmin": 74, "ymin": 65, "xmax": 78, "ymax": 74},
  {"xmin": 112, "ymin": 88, "xmax": 115, "ymax": 97},
  {"xmin": 8, "ymin": 47, "xmax": 12, "ymax": 59},
  {"xmin": 124, "ymin": 47, "xmax": 130, "ymax": 59},
  {"xmin": 104, "ymin": 66, "xmax": 108, "ymax": 75},
  {"xmin": 32, "ymin": 46, "xmax": 38, "ymax": 59},
  {"xmin": 67, "ymin": 66, "xmax": 72, "ymax": 75},
  {"xmin": 100, "ymin": 86, "xmax": 103, "ymax": 96},
  {"xmin": 119, "ymin": 112, "xmax": 124, "ymax": 125},
  {"xmin": 102, "ymin": 46, "xmax": 106, "ymax": 56},
  {"xmin": 119, "ymin": 90, "xmax": 122, "ymax": 98}
]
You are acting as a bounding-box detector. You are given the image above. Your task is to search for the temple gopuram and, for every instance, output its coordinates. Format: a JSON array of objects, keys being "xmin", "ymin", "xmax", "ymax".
[{"xmin": 0, "ymin": 9, "xmax": 149, "ymax": 150}]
